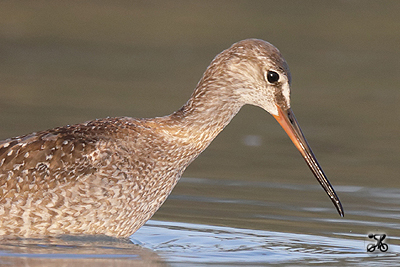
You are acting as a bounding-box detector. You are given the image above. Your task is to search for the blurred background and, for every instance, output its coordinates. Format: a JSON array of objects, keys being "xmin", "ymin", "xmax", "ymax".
[{"xmin": 0, "ymin": 0, "xmax": 399, "ymax": 245}]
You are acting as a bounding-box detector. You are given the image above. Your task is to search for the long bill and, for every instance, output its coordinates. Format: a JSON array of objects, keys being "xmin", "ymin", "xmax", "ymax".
[{"xmin": 273, "ymin": 106, "xmax": 344, "ymax": 217}]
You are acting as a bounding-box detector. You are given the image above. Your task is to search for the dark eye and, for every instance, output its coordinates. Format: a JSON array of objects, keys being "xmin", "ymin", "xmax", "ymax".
[{"xmin": 266, "ymin": 71, "xmax": 279, "ymax": 83}]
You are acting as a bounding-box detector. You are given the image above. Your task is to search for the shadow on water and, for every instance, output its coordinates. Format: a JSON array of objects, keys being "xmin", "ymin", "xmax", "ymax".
[{"xmin": 0, "ymin": 235, "xmax": 166, "ymax": 267}]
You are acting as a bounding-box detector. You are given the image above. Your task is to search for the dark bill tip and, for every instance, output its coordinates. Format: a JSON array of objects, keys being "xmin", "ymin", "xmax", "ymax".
[{"xmin": 273, "ymin": 106, "xmax": 344, "ymax": 217}]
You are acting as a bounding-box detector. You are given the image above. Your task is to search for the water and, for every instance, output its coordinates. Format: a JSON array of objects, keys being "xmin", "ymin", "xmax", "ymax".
[
  {"xmin": 0, "ymin": 1, "xmax": 400, "ymax": 266},
  {"xmin": 1, "ymin": 180, "xmax": 399, "ymax": 266},
  {"xmin": 0, "ymin": 218, "xmax": 399, "ymax": 266},
  {"xmin": 135, "ymin": 221, "xmax": 399, "ymax": 266}
]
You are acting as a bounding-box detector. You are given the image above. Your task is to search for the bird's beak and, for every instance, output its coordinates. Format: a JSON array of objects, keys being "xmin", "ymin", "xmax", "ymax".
[{"xmin": 273, "ymin": 105, "xmax": 344, "ymax": 217}]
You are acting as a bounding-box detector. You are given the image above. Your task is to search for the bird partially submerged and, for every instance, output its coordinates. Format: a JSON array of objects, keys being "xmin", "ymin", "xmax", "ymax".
[{"xmin": 0, "ymin": 39, "xmax": 343, "ymax": 238}]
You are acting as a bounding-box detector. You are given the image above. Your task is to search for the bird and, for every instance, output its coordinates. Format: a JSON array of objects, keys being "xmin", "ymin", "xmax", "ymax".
[{"xmin": 0, "ymin": 39, "xmax": 343, "ymax": 238}]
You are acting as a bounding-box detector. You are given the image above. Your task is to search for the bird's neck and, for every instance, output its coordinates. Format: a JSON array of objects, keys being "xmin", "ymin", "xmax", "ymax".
[{"xmin": 149, "ymin": 81, "xmax": 243, "ymax": 153}]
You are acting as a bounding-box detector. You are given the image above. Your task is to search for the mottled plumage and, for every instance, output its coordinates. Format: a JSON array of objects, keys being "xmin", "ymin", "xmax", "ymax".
[{"xmin": 0, "ymin": 39, "xmax": 343, "ymax": 238}]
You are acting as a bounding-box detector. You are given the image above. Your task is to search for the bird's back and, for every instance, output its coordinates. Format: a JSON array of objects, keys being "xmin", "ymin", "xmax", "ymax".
[{"xmin": 0, "ymin": 116, "xmax": 186, "ymax": 237}]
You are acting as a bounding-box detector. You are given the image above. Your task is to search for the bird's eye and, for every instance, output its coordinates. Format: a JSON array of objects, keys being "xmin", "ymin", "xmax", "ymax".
[{"xmin": 266, "ymin": 71, "xmax": 279, "ymax": 83}]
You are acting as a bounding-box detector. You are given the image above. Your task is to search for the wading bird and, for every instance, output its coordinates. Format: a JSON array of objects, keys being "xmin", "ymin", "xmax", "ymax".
[{"xmin": 0, "ymin": 39, "xmax": 343, "ymax": 237}]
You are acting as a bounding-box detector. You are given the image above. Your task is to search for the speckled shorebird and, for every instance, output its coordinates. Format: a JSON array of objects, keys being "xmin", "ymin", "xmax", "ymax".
[{"xmin": 0, "ymin": 39, "xmax": 343, "ymax": 238}]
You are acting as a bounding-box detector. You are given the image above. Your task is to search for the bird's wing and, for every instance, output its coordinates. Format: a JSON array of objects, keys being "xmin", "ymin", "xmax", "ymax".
[{"xmin": 0, "ymin": 119, "xmax": 127, "ymax": 197}]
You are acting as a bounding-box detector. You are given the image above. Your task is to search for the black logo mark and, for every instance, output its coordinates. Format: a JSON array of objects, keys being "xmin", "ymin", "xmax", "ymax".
[{"xmin": 367, "ymin": 233, "xmax": 388, "ymax": 252}]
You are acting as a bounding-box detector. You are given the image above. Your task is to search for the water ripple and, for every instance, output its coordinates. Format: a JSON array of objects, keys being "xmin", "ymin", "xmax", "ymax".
[{"xmin": 133, "ymin": 220, "xmax": 400, "ymax": 266}]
